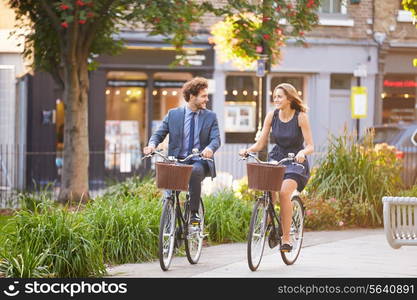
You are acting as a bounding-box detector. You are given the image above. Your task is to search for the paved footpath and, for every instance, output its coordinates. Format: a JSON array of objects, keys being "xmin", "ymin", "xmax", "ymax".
[{"xmin": 106, "ymin": 229, "xmax": 417, "ymax": 278}]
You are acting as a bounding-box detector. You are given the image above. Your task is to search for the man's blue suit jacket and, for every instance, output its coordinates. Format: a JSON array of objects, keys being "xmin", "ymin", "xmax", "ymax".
[{"xmin": 149, "ymin": 106, "xmax": 221, "ymax": 178}]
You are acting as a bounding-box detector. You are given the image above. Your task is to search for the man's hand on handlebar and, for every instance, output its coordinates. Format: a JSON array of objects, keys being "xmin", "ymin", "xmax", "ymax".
[
  {"xmin": 143, "ymin": 145, "xmax": 156, "ymax": 156},
  {"xmin": 201, "ymin": 148, "xmax": 214, "ymax": 159}
]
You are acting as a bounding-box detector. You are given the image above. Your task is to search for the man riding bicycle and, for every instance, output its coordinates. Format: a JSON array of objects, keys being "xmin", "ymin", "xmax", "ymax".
[{"xmin": 143, "ymin": 77, "xmax": 221, "ymax": 225}]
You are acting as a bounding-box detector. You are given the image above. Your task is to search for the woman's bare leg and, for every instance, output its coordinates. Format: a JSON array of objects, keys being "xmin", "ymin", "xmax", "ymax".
[{"xmin": 279, "ymin": 179, "xmax": 298, "ymax": 244}]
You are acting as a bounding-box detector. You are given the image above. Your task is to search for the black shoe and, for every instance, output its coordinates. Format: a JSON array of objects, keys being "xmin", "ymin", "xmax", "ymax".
[
  {"xmin": 190, "ymin": 211, "xmax": 201, "ymax": 225},
  {"xmin": 280, "ymin": 243, "xmax": 293, "ymax": 252}
]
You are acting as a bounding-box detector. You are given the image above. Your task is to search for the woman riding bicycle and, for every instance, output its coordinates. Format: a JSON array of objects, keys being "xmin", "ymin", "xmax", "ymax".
[{"xmin": 239, "ymin": 83, "xmax": 314, "ymax": 252}]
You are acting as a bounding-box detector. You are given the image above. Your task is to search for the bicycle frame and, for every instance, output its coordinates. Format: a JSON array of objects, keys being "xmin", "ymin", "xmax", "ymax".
[{"xmin": 258, "ymin": 191, "xmax": 282, "ymax": 240}]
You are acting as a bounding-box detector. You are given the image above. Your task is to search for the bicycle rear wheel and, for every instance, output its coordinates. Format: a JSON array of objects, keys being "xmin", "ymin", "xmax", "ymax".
[
  {"xmin": 247, "ymin": 197, "xmax": 269, "ymax": 271},
  {"xmin": 281, "ymin": 196, "xmax": 305, "ymax": 265},
  {"xmin": 185, "ymin": 198, "xmax": 205, "ymax": 264},
  {"xmin": 159, "ymin": 196, "xmax": 176, "ymax": 271}
]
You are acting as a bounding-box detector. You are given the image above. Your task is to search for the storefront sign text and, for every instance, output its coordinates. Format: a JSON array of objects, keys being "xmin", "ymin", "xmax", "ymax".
[{"xmin": 384, "ymin": 80, "xmax": 417, "ymax": 88}]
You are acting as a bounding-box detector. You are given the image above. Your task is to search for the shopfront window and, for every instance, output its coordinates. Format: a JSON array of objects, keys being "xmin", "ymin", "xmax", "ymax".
[
  {"xmin": 105, "ymin": 71, "xmax": 147, "ymax": 172},
  {"xmin": 330, "ymin": 74, "xmax": 352, "ymax": 90},
  {"xmin": 225, "ymin": 75, "xmax": 259, "ymax": 143},
  {"xmin": 382, "ymin": 75, "xmax": 417, "ymax": 124}
]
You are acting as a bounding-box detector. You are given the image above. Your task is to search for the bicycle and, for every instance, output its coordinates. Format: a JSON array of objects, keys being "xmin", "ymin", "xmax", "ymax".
[
  {"xmin": 241, "ymin": 152, "xmax": 306, "ymax": 271},
  {"xmin": 143, "ymin": 149, "xmax": 212, "ymax": 271}
]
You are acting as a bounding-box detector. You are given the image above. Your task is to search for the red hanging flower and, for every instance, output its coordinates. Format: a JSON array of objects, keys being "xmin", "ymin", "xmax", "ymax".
[
  {"xmin": 87, "ymin": 11, "xmax": 95, "ymax": 18},
  {"xmin": 276, "ymin": 6, "xmax": 281, "ymax": 12},
  {"xmin": 307, "ymin": 0, "xmax": 316, "ymax": 8},
  {"xmin": 263, "ymin": 34, "xmax": 271, "ymax": 40},
  {"xmin": 76, "ymin": 0, "xmax": 86, "ymax": 6},
  {"xmin": 59, "ymin": 3, "xmax": 70, "ymax": 10},
  {"xmin": 262, "ymin": 17, "xmax": 271, "ymax": 22},
  {"xmin": 78, "ymin": 19, "xmax": 87, "ymax": 24},
  {"xmin": 61, "ymin": 22, "xmax": 68, "ymax": 28}
]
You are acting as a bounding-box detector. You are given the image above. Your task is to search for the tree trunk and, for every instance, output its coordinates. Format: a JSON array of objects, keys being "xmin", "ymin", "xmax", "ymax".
[{"xmin": 58, "ymin": 59, "xmax": 90, "ymax": 204}]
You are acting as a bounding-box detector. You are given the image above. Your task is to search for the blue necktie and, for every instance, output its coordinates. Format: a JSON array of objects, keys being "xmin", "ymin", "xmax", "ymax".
[{"xmin": 188, "ymin": 112, "xmax": 196, "ymax": 155}]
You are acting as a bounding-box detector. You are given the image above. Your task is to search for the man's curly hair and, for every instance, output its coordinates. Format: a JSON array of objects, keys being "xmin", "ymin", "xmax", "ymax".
[{"xmin": 182, "ymin": 77, "xmax": 208, "ymax": 102}]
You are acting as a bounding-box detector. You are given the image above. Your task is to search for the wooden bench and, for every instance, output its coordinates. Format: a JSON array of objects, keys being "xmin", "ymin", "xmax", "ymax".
[{"xmin": 382, "ymin": 196, "xmax": 417, "ymax": 249}]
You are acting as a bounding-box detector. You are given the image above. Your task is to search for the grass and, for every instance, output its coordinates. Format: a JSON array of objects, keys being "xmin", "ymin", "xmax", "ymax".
[
  {"xmin": 204, "ymin": 189, "xmax": 252, "ymax": 243},
  {"xmin": 0, "ymin": 215, "xmax": 14, "ymax": 252},
  {"xmin": 0, "ymin": 178, "xmax": 279, "ymax": 277}
]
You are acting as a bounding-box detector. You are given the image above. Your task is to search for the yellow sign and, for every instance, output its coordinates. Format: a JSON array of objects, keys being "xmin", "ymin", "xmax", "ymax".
[
  {"xmin": 351, "ymin": 86, "xmax": 367, "ymax": 119},
  {"xmin": 413, "ymin": 58, "xmax": 417, "ymax": 67}
]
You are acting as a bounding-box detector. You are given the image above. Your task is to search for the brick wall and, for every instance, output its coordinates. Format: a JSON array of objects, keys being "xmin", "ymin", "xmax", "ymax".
[
  {"xmin": 307, "ymin": 0, "xmax": 373, "ymax": 40},
  {"xmin": 374, "ymin": 0, "xmax": 417, "ymax": 43}
]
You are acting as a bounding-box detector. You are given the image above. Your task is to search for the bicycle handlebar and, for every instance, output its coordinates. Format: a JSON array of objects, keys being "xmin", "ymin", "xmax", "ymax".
[
  {"xmin": 143, "ymin": 149, "xmax": 214, "ymax": 163},
  {"xmin": 240, "ymin": 152, "xmax": 305, "ymax": 169}
]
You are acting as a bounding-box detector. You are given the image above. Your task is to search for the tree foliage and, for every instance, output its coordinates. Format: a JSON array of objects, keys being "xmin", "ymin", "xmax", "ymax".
[{"xmin": 210, "ymin": 0, "xmax": 320, "ymax": 69}]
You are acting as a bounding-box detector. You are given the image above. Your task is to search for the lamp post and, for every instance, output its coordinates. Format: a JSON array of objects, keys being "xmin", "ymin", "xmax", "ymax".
[{"xmin": 255, "ymin": 52, "xmax": 270, "ymax": 160}]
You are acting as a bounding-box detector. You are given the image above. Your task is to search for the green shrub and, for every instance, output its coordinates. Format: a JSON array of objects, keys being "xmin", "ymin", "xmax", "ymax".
[
  {"xmin": 204, "ymin": 189, "xmax": 252, "ymax": 243},
  {"xmin": 305, "ymin": 130, "xmax": 402, "ymax": 227},
  {"xmin": 303, "ymin": 197, "xmax": 339, "ymax": 230},
  {"xmin": 83, "ymin": 182, "xmax": 161, "ymax": 264},
  {"xmin": 18, "ymin": 183, "xmax": 56, "ymax": 212},
  {"xmin": 0, "ymin": 239, "xmax": 51, "ymax": 278},
  {"xmin": 3, "ymin": 206, "xmax": 105, "ymax": 277},
  {"xmin": 0, "ymin": 176, "xmax": 260, "ymax": 277}
]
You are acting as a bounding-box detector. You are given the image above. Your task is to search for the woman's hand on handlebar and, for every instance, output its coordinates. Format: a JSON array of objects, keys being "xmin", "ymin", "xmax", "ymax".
[
  {"xmin": 239, "ymin": 148, "xmax": 249, "ymax": 157},
  {"xmin": 295, "ymin": 150, "xmax": 306, "ymax": 163}
]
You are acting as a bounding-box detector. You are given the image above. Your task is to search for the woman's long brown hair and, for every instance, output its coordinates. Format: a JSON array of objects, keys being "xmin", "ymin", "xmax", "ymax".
[{"xmin": 274, "ymin": 83, "xmax": 308, "ymax": 112}]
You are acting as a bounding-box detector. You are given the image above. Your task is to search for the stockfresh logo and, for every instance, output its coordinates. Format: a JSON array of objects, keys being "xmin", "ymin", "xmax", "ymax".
[{"xmin": 3, "ymin": 281, "xmax": 20, "ymax": 297}]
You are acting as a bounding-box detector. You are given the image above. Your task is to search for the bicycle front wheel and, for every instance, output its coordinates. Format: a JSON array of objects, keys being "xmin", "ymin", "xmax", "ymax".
[
  {"xmin": 185, "ymin": 199, "xmax": 205, "ymax": 264},
  {"xmin": 159, "ymin": 197, "xmax": 176, "ymax": 271},
  {"xmin": 247, "ymin": 197, "xmax": 268, "ymax": 271},
  {"xmin": 281, "ymin": 196, "xmax": 305, "ymax": 265}
]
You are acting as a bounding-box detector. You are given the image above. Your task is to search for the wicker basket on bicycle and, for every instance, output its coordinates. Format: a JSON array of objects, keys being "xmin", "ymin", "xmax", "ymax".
[
  {"xmin": 155, "ymin": 162, "xmax": 193, "ymax": 191},
  {"xmin": 246, "ymin": 163, "xmax": 285, "ymax": 192}
]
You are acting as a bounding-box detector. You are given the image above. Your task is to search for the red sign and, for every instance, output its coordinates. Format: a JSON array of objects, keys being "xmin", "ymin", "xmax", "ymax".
[{"xmin": 384, "ymin": 80, "xmax": 417, "ymax": 88}]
